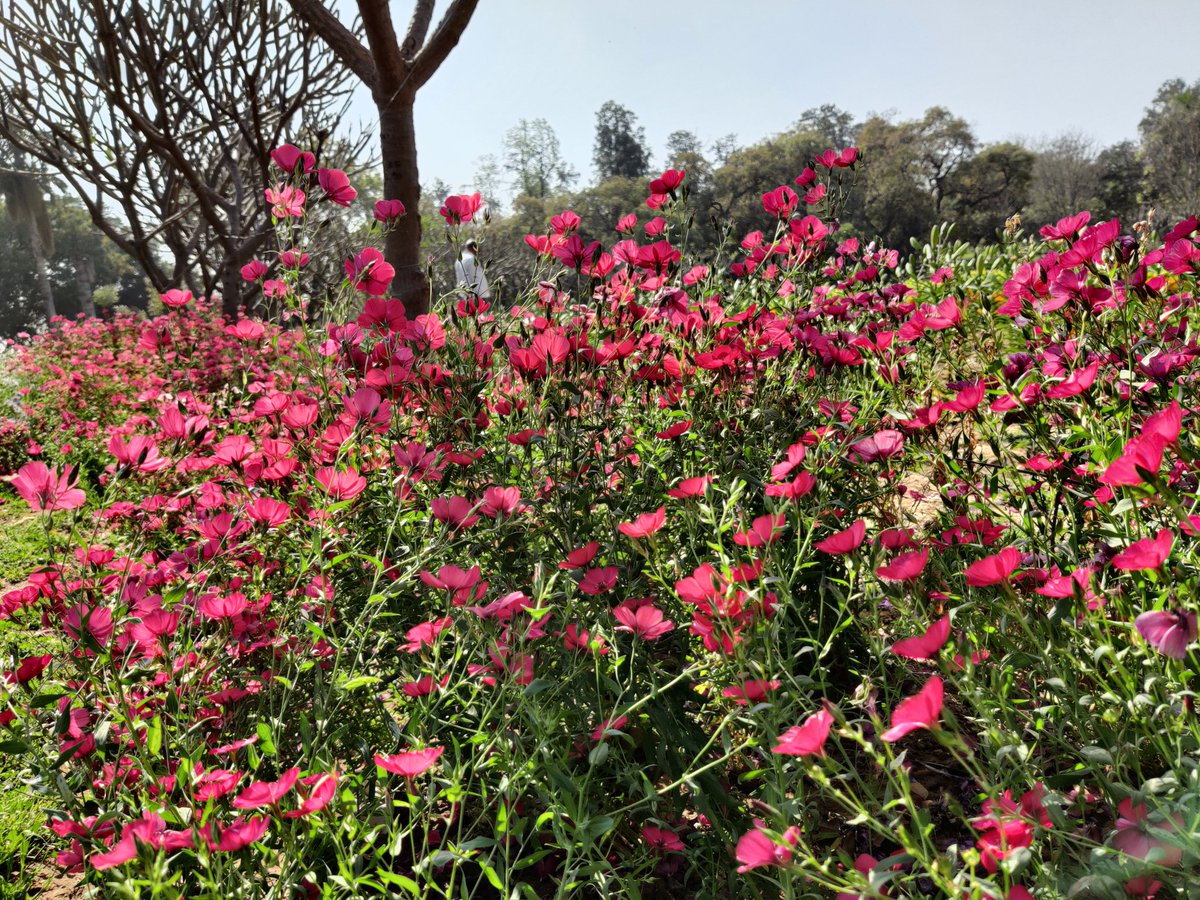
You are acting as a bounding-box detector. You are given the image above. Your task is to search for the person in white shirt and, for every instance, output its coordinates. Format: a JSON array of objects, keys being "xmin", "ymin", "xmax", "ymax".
[{"xmin": 454, "ymin": 239, "xmax": 492, "ymax": 302}]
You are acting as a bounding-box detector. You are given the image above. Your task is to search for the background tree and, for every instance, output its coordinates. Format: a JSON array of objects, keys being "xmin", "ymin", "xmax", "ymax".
[
  {"xmin": 1094, "ymin": 141, "xmax": 1145, "ymax": 225},
  {"xmin": 793, "ymin": 104, "xmax": 857, "ymax": 149},
  {"xmin": 286, "ymin": 0, "xmax": 480, "ymax": 318},
  {"xmin": 1024, "ymin": 133, "xmax": 1100, "ymax": 228},
  {"xmin": 946, "ymin": 141, "xmax": 1034, "ymax": 242},
  {"xmin": 0, "ymin": 0, "xmax": 360, "ymax": 318},
  {"xmin": 0, "ymin": 189, "xmax": 131, "ymax": 336},
  {"xmin": 502, "ymin": 118, "xmax": 577, "ymax": 200},
  {"xmin": 593, "ymin": 101, "xmax": 651, "ymax": 181},
  {"xmin": 1139, "ymin": 78, "xmax": 1200, "ymax": 222},
  {"xmin": 0, "ymin": 149, "xmax": 55, "ymax": 322}
]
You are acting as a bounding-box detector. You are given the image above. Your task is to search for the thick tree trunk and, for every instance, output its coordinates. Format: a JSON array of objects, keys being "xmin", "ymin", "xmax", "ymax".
[
  {"xmin": 29, "ymin": 223, "xmax": 55, "ymax": 322},
  {"xmin": 378, "ymin": 91, "xmax": 430, "ymax": 318},
  {"xmin": 74, "ymin": 255, "xmax": 95, "ymax": 317}
]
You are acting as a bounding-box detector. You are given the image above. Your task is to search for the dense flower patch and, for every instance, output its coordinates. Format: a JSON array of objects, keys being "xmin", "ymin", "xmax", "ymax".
[{"xmin": 1, "ymin": 148, "xmax": 1199, "ymax": 898}]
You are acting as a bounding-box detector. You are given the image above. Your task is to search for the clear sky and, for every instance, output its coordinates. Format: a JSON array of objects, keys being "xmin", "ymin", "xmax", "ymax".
[{"xmin": 346, "ymin": 0, "xmax": 1200, "ymax": 196}]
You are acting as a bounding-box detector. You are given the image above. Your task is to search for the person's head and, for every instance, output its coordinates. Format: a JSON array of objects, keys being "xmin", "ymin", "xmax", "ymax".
[{"xmin": 464, "ymin": 238, "xmax": 479, "ymax": 255}]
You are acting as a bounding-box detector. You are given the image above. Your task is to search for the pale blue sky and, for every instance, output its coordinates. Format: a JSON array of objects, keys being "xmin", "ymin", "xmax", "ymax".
[{"xmin": 346, "ymin": 0, "xmax": 1200, "ymax": 196}]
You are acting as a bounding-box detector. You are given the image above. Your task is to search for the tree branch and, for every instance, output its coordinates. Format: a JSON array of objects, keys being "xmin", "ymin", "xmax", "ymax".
[
  {"xmin": 399, "ymin": 0, "xmax": 434, "ymax": 61},
  {"xmin": 410, "ymin": 0, "xmax": 479, "ymax": 91},
  {"xmin": 358, "ymin": 0, "xmax": 406, "ymax": 95},
  {"xmin": 284, "ymin": 0, "xmax": 377, "ymax": 90}
]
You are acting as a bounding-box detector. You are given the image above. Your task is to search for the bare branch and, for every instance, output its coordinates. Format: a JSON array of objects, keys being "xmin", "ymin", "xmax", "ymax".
[{"xmin": 410, "ymin": 0, "xmax": 479, "ymax": 91}]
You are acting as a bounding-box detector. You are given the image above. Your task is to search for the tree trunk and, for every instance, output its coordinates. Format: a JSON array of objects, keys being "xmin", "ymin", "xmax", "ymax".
[
  {"xmin": 29, "ymin": 222, "xmax": 55, "ymax": 322},
  {"xmin": 220, "ymin": 258, "xmax": 243, "ymax": 320},
  {"xmin": 74, "ymin": 255, "xmax": 95, "ymax": 318},
  {"xmin": 378, "ymin": 91, "xmax": 430, "ymax": 318}
]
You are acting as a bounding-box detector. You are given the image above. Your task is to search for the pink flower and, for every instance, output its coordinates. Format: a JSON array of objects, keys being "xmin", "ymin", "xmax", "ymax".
[
  {"xmin": 375, "ymin": 746, "xmax": 444, "ymax": 777},
  {"xmin": 160, "ymin": 289, "xmax": 192, "ymax": 308},
  {"xmin": 876, "ymin": 549, "xmax": 929, "ymax": 582},
  {"xmin": 1111, "ymin": 798, "xmax": 1184, "ymax": 866},
  {"xmin": 240, "ymin": 259, "xmax": 267, "ymax": 282},
  {"xmin": 648, "ymin": 169, "xmax": 685, "ymax": 194},
  {"xmin": 613, "ymin": 603, "xmax": 674, "ymax": 641},
  {"xmin": 211, "ymin": 816, "xmax": 269, "ymax": 852},
  {"xmin": 1135, "ymin": 609, "xmax": 1197, "ymax": 659},
  {"xmin": 440, "ymin": 192, "xmax": 483, "ymax": 225},
  {"xmin": 733, "ymin": 513, "xmax": 787, "ymax": 548},
  {"xmin": 265, "ymin": 184, "xmax": 305, "ymax": 218},
  {"xmin": 233, "ymin": 767, "xmax": 300, "ymax": 809},
  {"xmin": 108, "ymin": 434, "xmax": 168, "ymax": 473},
  {"xmin": 3, "ymin": 653, "xmax": 52, "ymax": 686},
  {"xmin": 881, "ymin": 676, "xmax": 943, "ymax": 742},
  {"xmin": 735, "ymin": 823, "xmax": 800, "ymax": 873},
  {"xmin": 815, "ymin": 520, "xmax": 866, "ymax": 555},
  {"xmin": 193, "ymin": 768, "xmax": 241, "ymax": 802},
  {"xmin": 431, "ymin": 496, "xmax": 480, "ymax": 530},
  {"xmin": 480, "ymin": 486, "xmax": 522, "ymax": 518},
  {"xmin": 283, "ymin": 772, "xmax": 339, "ymax": 819},
  {"xmin": 345, "ymin": 247, "xmax": 395, "ymax": 296},
  {"xmin": 374, "ymin": 199, "xmax": 406, "ymax": 224},
  {"xmin": 560, "ymin": 542, "xmax": 600, "ymax": 570},
  {"xmin": 772, "ymin": 709, "xmax": 834, "ymax": 757},
  {"xmin": 668, "ymin": 475, "xmax": 711, "ymax": 499},
  {"xmin": 619, "ymin": 507, "xmax": 666, "ymax": 539},
  {"xmin": 849, "ymin": 429, "xmax": 904, "ymax": 463},
  {"xmin": 245, "ymin": 497, "xmax": 291, "ymax": 527},
  {"xmin": 722, "ymin": 679, "xmax": 781, "ymax": 705},
  {"xmin": 402, "ymin": 617, "xmax": 452, "ymax": 653},
  {"xmin": 318, "ymin": 168, "xmax": 357, "ymax": 206},
  {"xmin": 578, "ymin": 566, "xmax": 618, "ymax": 596},
  {"xmin": 890, "ymin": 616, "xmax": 951, "ymax": 660},
  {"xmin": 591, "ymin": 715, "xmax": 628, "ymax": 742},
  {"xmin": 270, "ymin": 144, "xmax": 315, "ymax": 174},
  {"xmin": 315, "ymin": 467, "xmax": 367, "ymax": 501},
  {"xmin": 10, "ymin": 462, "xmax": 86, "ymax": 512},
  {"xmin": 964, "ymin": 547, "xmax": 1021, "ymax": 587},
  {"xmin": 1113, "ymin": 529, "xmax": 1174, "ymax": 571},
  {"xmin": 642, "ymin": 824, "xmax": 685, "ymax": 853}
]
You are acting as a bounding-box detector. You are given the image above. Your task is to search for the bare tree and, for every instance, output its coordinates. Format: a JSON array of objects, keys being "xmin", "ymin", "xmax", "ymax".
[
  {"xmin": 0, "ymin": 0, "xmax": 360, "ymax": 318},
  {"xmin": 284, "ymin": 0, "xmax": 480, "ymax": 318}
]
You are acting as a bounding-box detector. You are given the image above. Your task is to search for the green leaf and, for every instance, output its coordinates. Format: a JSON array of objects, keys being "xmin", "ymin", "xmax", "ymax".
[
  {"xmin": 340, "ymin": 675, "xmax": 382, "ymax": 692},
  {"xmin": 147, "ymin": 715, "xmax": 162, "ymax": 756},
  {"xmin": 256, "ymin": 722, "xmax": 277, "ymax": 757},
  {"xmin": 0, "ymin": 740, "xmax": 30, "ymax": 754}
]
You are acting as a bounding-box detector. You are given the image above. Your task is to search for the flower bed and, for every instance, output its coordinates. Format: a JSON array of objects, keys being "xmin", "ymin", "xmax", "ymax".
[{"xmin": 2, "ymin": 151, "xmax": 1199, "ymax": 898}]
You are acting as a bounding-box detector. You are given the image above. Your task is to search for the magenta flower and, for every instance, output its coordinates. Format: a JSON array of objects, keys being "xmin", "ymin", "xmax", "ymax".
[
  {"xmin": 345, "ymin": 247, "xmax": 395, "ymax": 296},
  {"xmin": 964, "ymin": 547, "xmax": 1021, "ymax": 587},
  {"xmin": 318, "ymin": 167, "xmax": 357, "ymax": 206},
  {"xmin": 735, "ymin": 823, "xmax": 800, "ymax": 873},
  {"xmin": 619, "ymin": 507, "xmax": 666, "ymax": 539},
  {"xmin": 881, "ymin": 676, "xmax": 943, "ymax": 742},
  {"xmin": 1112, "ymin": 529, "xmax": 1174, "ymax": 571},
  {"xmin": 772, "ymin": 709, "xmax": 834, "ymax": 757},
  {"xmin": 890, "ymin": 615, "xmax": 951, "ymax": 661},
  {"xmin": 373, "ymin": 199, "xmax": 406, "ymax": 224},
  {"xmin": 1135, "ymin": 609, "xmax": 1197, "ymax": 659},
  {"xmin": 159, "ymin": 288, "xmax": 192, "ymax": 308},
  {"xmin": 876, "ymin": 549, "xmax": 929, "ymax": 582},
  {"xmin": 10, "ymin": 462, "xmax": 86, "ymax": 512},
  {"xmin": 270, "ymin": 144, "xmax": 315, "ymax": 174},
  {"xmin": 613, "ymin": 603, "xmax": 674, "ymax": 641},
  {"xmin": 815, "ymin": 520, "xmax": 866, "ymax": 555},
  {"xmin": 315, "ymin": 467, "xmax": 367, "ymax": 501},
  {"xmin": 439, "ymin": 192, "xmax": 483, "ymax": 225},
  {"xmin": 376, "ymin": 746, "xmax": 444, "ymax": 777},
  {"xmin": 232, "ymin": 767, "xmax": 300, "ymax": 809}
]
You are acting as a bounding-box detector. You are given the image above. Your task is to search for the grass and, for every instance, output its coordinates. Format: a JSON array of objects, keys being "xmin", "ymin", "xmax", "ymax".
[{"xmin": 0, "ymin": 494, "xmax": 54, "ymax": 896}]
